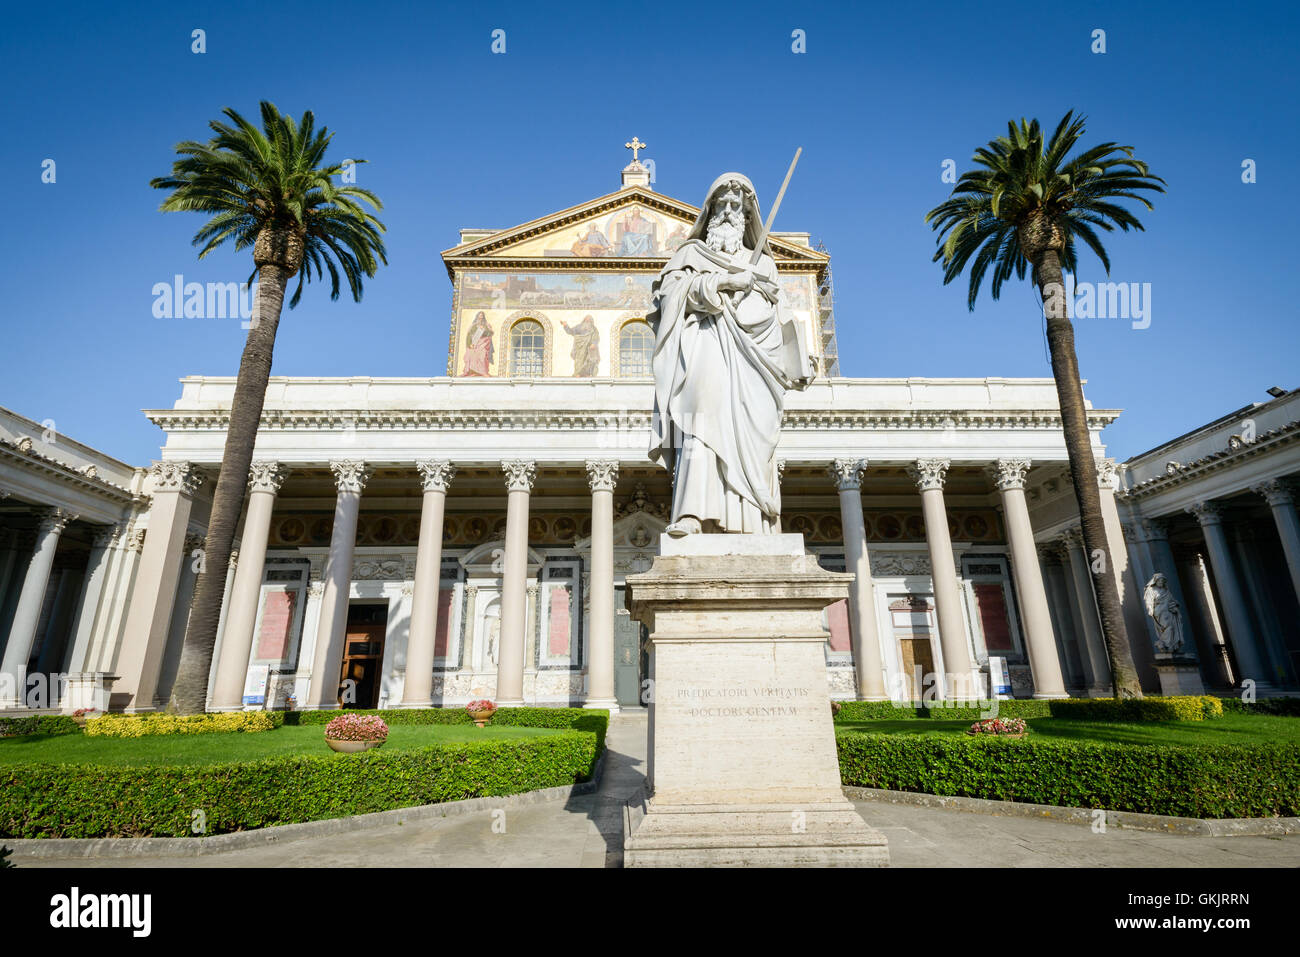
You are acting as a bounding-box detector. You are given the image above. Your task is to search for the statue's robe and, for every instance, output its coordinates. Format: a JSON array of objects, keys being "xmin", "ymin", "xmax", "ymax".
[
  {"xmin": 462, "ymin": 323, "xmax": 494, "ymax": 376},
  {"xmin": 565, "ymin": 320, "xmax": 600, "ymax": 376},
  {"xmin": 648, "ymin": 238, "xmax": 812, "ymax": 532}
]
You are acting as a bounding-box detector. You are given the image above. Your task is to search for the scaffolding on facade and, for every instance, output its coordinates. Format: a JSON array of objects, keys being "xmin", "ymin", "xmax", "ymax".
[{"xmin": 814, "ymin": 240, "xmax": 840, "ymax": 377}]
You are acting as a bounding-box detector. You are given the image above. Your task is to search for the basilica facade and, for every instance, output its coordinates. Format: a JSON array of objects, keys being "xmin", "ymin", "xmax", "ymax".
[{"xmin": 2, "ymin": 159, "xmax": 1297, "ymax": 714}]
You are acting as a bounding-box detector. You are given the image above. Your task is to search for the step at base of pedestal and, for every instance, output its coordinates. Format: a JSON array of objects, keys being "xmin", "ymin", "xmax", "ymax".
[{"xmin": 623, "ymin": 796, "xmax": 890, "ymax": 868}]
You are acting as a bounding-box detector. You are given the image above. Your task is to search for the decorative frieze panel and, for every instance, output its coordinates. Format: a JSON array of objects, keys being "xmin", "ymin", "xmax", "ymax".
[
  {"xmin": 870, "ymin": 552, "xmax": 933, "ymax": 577},
  {"xmin": 782, "ymin": 508, "xmax": 1004, "ymax": 544},
  {"xmin": 615, "ymin": 483, "xmax": 668, "ymax": 519},
  {"xmin": 269, "ymin": 510, "xmax": 598, "ymax": 548},
  {"xmin": 352, "ymin": 556, "xmax": 407, "ymax": 581}
]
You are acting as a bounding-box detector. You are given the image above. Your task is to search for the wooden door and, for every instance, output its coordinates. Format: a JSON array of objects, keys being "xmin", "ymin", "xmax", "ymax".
[
  {"xmin": 339, "ymin": 623, "xmax": 385, "ymax": 708},
  {"xmin": 891, "ymin": 596, "xmax": 937, "ymax": 699}
]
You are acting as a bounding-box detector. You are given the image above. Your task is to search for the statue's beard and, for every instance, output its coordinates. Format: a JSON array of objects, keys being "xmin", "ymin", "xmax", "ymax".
[{"xmin": 705, "ymin": 208, "xmax": 745, "ymax": 254}]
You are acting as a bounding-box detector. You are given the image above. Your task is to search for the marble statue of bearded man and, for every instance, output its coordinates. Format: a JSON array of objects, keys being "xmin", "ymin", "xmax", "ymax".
[{"xmin": 647, "ymin": 173, "xmax": 813, "ymax": 536}]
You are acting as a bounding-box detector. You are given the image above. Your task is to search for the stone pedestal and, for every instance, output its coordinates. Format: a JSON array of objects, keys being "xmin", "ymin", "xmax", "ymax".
[
  {"xmin": 1154, "ymin": 657, "xmax": 1205, "ymax": 696},
  {"xmin": 622, "ymin": 533, "xmax": 889, "ymax": 867},
  {"xmin": 59, "ymin": 672, "xmax": 117, "ymax": 713}
]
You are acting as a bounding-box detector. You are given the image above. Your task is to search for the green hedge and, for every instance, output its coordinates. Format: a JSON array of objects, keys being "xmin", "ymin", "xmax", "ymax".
[
  {"xmin": 0, "ymin": 715, "xmax": 80, "ymax": 737},
  {"xmin": 1220, "ymin": 697, "xmax": 1300, "ymax": 717},
  {"xmin": 85, "ymin": 711, "xmax": 284, "ymax": 737},
  {"xmin": 0, "ymin": 732, "xmax": 599, "ymax": 839},
  {"xmin": 834, "ymin": 700, "xmax": 1053, "ymax": 722},
  {"xmin": 1048, "ymin": 696, "xmax": 1222, "ymax": 721},
  {"xmin": 287, "ymin": 708, "xmax": 470, "ymax": 726},
  {"xmin": 833, "ymin": 695, "xmax": 1225, "ymax": 723},
  {"xmin": 837, "ymin": 732, "xmax": 1300, "ymax": 818},
  {"xmin": 287, "ymin": 707, "xmax": 608, "ymax": 756}
]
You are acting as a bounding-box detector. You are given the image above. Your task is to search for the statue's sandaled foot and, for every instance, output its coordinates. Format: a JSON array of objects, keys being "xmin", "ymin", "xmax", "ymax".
[{"xmin": 665, "ymin": 516, "xmax": 702, "ymax": 538}]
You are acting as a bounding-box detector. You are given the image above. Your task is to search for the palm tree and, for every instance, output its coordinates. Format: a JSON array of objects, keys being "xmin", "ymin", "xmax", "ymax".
[
  {"xmin": 151, "ymin": 101, "xmax": 387, "ymax": 714},
  {"xmin": 925, "ymin": 111, "xmax": 1163, "ymax": 699}
]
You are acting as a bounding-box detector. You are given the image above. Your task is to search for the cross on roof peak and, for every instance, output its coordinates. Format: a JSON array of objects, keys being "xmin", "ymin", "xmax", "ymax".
[{"xmin": 624, "ymin": 136, "xmax": 646, "ymax": 162}]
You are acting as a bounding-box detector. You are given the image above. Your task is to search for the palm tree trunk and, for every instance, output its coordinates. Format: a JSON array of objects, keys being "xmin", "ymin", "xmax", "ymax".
[
  {"xmin": 167, "ymin": 263, "xmax": 289, "ymax": 714},
  {"xmin": 1035, "ymin": 250, "xmax": 1143, "ymax": 698}
]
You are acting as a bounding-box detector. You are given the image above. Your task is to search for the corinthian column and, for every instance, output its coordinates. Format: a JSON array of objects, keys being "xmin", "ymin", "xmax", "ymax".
[
  {"xmin": 116, "ymin": 461, "xmax": 204, "ymax": 711},
  {"xmin": 1253, "ymin": 480, "xmax": 1300, "ymax": 608},
  {"xmin": 1, "ymin": 507, "xmax": 76, "ymax": 708},
  {"xmin": 990, "ymin": 459, "xmax": 1066, "ymax": 699},
  {"xmin": 1187, "ymin": 501, "xmax": 1268, "ymax": 689},
  {"xmin": 1060, "ymin": 527, "xmax": 1112, "ymax": 693},
  {"xmin": 585, "ymin": 459, "xmax": 619, "ymax": 711},
  {"xmin": 306, "ymin": 461, "xmax": 371, "ymax": 709},
  {"xmin": 497, "ymin": 460, "xmax": 536, "ymax": 707},
  {"xmin": 829, "ymin": 459, "xmax": 886, "ymax": 700},
  {"xmin": 211, "ymin": 462, "xmax": 290, "ymax": 710},
  {"xmin": 64, "ymin": 523, "xmax": 121, "ymax": 676},
  {"xmin": 402, "ymin": 460, "xmax": 456, "ymax": 707},
  {"xmin": 907, "ymin": 459, "xmax": 975, "ymax": 698}
]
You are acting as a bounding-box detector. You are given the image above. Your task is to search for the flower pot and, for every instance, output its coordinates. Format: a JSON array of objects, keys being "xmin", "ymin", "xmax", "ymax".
[
  {"xmin": 469, "ymin": 709, "xmax": 496, "ymax": 728},
  {"xmin": 72, "ymin": 716, "xmax": 88, "ymax": 728},
  {"xmin": 325, "ymin": 737, "xmax": 385, "ymax": 753}
]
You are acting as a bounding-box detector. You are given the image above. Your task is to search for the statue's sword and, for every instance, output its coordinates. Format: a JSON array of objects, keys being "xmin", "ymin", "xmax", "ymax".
[
  {"xmin": 744, "ymin": 147, "xmax": 811, "ymax": 383},
  {"xmin": 749, "ymin": 147, "xmax": 802, "ymax": 265}
]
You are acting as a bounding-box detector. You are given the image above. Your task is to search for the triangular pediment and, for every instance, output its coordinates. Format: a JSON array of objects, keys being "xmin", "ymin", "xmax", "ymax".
[{"xmin": 441, "ymin": 185, "xmax": 827, "ymax": 273}]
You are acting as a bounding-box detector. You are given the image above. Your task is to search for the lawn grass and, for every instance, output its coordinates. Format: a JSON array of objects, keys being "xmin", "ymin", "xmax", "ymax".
[
  {"xmin": 0, "ymin": 723, "xmax": 564, "ymax": 767},
  {"xmin": 835, "ymin": 713, "xmax": 1300, "ymax": 747}
]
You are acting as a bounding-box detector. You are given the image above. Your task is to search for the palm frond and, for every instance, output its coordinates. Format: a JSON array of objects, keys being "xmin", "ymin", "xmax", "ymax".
[
  {"xmin": 924, "ymin": 110, "xmax": 1162, "ymax": 309},
  {"xmin": 152, "ymin": 100, "xmax": 387, "ymax": 308}
]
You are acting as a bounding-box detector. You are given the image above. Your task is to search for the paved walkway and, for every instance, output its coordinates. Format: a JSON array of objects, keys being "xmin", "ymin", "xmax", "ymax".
[{"xmin": 19, "ymin": 713, "xmax": 1300, "ymax": 867}]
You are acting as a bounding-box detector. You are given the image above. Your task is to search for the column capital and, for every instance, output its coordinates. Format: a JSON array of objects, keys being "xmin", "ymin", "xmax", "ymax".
[
  {"xmin": 1095, "ymin": 457, "xmax": 1119, "ymax": 491},
  {"xmin": 989, "ymin": 458, "xmax": 1032, "ymax": 491},
  {"xmin": 91, "ymin": 522, "xmax": 124, "ymax": 550},
  {"xmin": 1037, "ymin": 542, "xmax": 1066, "ymax": 565},
  {"xmin": 150, "ymin": 461, "xmax": 204, "ymax": 495},
  {"xmin": 416, "ymin": 460, "xmax": 457, "ymax": 493},
  {"xmin": 1252, "ymin": 478, "xmax": 1295, "ymax": 508},
  {"xmin": 125, "ymin": 526, "xmax": 147, "ymax": 552},
  {"xmin": 503, "ymin": 459, "xmax": 537, "ymax": 493},
  {"xmin": 248, "ymin": 461, "xmax": 291, "ymax": 494},
  {"xmin": 35, "ymin": 506, "xmax": 78, "ymax": 536},
  {"xmin": 828, "ymin": 458, "xmax": 867, "ymax": 491},
  {"xmin": 1059, "ymin": 525, "xmax": 1084, "ymax": 549},
  {"xmin": 329, "ymin": 459, "xmax": 372, "ymax": 494},
  {"xmin": 907, "ymin": 458, "xmax": 950, "ymax": 492},
  {"xmin": 1186, "ymin": 501, "xmax": 1223, "ymax": 527},
  {"xmin": 1140, "ymin": 517, "xmax": 1171, "ymax": 542},
  {"xmin": 585, "ymin": 459, "xmax": 619, "ymax": 493}
]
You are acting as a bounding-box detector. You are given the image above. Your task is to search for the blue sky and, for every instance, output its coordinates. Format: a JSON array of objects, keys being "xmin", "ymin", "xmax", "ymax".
[{"xmin": 1, "ymin": 0, "xmax": 1296, "ymax": 465}]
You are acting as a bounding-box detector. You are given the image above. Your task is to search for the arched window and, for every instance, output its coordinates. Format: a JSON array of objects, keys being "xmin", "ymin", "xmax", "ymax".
[
  {"xmin": 618, "ymin": 321, "xmax": 654, "ymax": 377},
  {"xmin": 509, "ymin": 319, "xmax": 545, "ymax": 376}
]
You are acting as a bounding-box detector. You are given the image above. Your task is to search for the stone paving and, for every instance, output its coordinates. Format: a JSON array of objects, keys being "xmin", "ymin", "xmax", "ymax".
[{"xmin": 18, "ymin": 712, "xmax": 1300, "ymax": 868}]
